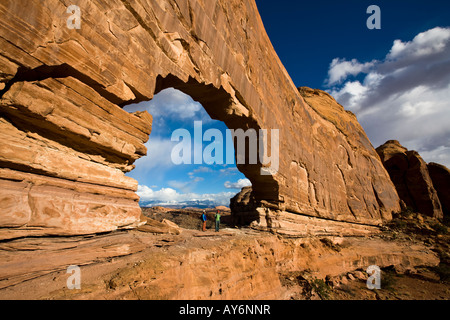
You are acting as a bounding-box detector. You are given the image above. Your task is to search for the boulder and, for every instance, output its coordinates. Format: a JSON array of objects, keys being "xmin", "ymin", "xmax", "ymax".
[
  {"xmin": 137, "ymin": 214, "xmax": 181, "ymax": 235},
  {"xmin": 376, "ymin": 141, "xmax": 443, "ymax": 219},
  {"xmin": 230, "ymin": 186, "xmax": 259, "ymax": 226},
  {"xmin": 428, "ymin": 162, "xmax": 450, "ymax": 218}
]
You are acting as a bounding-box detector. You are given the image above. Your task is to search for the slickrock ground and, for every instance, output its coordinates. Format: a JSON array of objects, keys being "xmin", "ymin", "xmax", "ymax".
[{"xmin": 0, "ymin": 208, "xmax": 448, "ymax": 300}]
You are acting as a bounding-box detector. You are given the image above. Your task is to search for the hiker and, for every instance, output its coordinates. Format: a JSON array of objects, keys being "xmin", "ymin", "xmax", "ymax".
[
  {"xmin": 201, "ymin": 210, "xmax": 207, "ymax": 232},
  {"xmin": 215, "ymin": 210, "xmax": 221, "ymax": 232}
]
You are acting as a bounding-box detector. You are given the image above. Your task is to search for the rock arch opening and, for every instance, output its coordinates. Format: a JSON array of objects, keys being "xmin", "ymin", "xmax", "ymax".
[
  {"xmin": 153, "ymin": 75, "xmax": 280, "ymax": 203},
  {"xmin": 123, "ymin": 74, "xmax": 280, "ymax": 210}
]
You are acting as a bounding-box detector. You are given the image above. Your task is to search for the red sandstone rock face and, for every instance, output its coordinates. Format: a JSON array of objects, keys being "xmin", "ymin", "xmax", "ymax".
[
  {"xmin": 296, "ymin": 88, "xmax": 400, "ymax": 224},
  {"xmin": 0, "ymin": 0, "xmax": 400, "ymax": 238},
  {"xmin": 376, "ymin": 140, "xmax": 443, "ymax": 219},
  {"xmin": 428, "ymin": 163, "xmax": 450, "ymax": 218}
]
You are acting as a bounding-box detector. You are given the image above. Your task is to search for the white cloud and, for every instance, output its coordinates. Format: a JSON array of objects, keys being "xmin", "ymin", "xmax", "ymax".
[
  {"xmin": 168, "ymin": 177, "xmax": 204, "ymax": 193},
  {"xmin": 125, "ymin": 137, "xmax": 179, "ymax": 186},
  {"xmin": 326, "ymin": 58, "xmax": 376, "ymax": 85},
  {"xmin": 167, "ymin": 180, "xmax": 191, "ymax": 192},
  {"xmin": 224, "ymin": 178, "xmax": 252, "ymax": 189},
  {"xmin": 131, "ymin": 137, "xmax": 177, "ymax": 171},
  {"xmin": 387, "ymin": 27, "xmax": 450, "ymax": 61},
  {"xmin": 219, "ymin": 167, "xmax": 239, "ymax": 175},
  {"xmin": 326, "ymin": 27, "xmax": 450, "ymax": 168},
  {"xmin": 137, "ymin": 185, "xmax": 179, "ymax": 203},
  {"xmin": 187, "ymin": 166, "xmax": 211, "ymax": 185},
  {"xmin": 420, "ymin": 146, "xmax": 450, "ymax": 167},
  {"xmin": 137, "ymin": 185, "xmax": 236, "ymax": 206},
  {"xmin": 124, "ymin": 88, "xmax": 212, "ymax": 122},
  {"xmin": 329, "ymin": 80, "xmax": 369, "ymax": 112},
  {"xmin": 189, "ymin": 166, "xmax": 213, "ymax": 174}
]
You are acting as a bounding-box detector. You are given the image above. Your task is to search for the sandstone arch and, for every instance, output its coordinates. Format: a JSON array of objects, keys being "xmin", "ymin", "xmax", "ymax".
[
  {"xmin": 0, "ymin": 0, "xmax": 400, "ymax": 239},
  {"xmin": 153, "ymin": 73, "xmax": 280, "ymax": 202}
]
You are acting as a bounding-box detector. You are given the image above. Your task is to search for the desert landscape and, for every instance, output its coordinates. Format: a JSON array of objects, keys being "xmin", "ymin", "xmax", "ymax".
[
  {"xmin": 0, "ymin": 0, "xmax": 449, "ymax": 304},
  {"xmin": 0, "ymin": 205, "xmax": 448, "ymax": 300}
]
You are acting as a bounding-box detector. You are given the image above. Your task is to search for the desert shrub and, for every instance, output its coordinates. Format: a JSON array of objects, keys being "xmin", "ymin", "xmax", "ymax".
[{"xmin": 310, "ymin": 278, "xmax": 332, "ymax": 300}]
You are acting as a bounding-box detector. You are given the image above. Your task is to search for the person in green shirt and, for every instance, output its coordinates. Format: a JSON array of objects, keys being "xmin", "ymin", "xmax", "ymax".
[{"xmin": 215, "ymin": 210, "xmax": 221, "ymax": 232}]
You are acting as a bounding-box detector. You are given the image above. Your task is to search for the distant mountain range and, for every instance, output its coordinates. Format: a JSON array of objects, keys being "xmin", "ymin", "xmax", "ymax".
[{"xmin": 139, "ymin": 199, "xmax": 227, "ymax": 209}]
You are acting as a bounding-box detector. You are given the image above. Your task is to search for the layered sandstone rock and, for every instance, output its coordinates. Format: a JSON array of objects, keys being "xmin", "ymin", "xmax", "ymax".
[
  {"xmin": 0, "ymin": 0, "xmax": 400, "ymax": 238},
  {"xmin": 230, "ymin": 186, "xmax": 383, "ymax": 237},
  {"xmin": 0, "ymin": 76, "xmax": 152, "ymax": 238},
  {"xmin": 428, "ymin": 163, "xmax": 450, "ymax": 218},
  {"xmin": 294, "ymin": 87, "xmax": 400, "ymax": 224},
  {"xmin": 0, "ymin": 229, "xmax": 440, "ymax": 299},
  {"xmin": 230, "ymin": 186, "xmax": 258, "ymax": 225},
  {"xmin": 376, "ymin": 140, "xmax": 443, "ymax": 219}
]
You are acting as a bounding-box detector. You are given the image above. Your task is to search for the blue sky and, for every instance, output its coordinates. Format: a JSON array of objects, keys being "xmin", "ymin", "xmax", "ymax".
[
  {"xmin": 256, "ymin": 0, "xmax": 450, "ymax": 89},
  {"xmin": 125, "ymin": 0, "xmax": 450, "ymax": 207},
  {"xmin": 124, "ymin": 89, "xmax": 251, "ymax": 206},
  {"xmin": 257, "ymin": 0, "xmax": 450, "ymax": 166}
]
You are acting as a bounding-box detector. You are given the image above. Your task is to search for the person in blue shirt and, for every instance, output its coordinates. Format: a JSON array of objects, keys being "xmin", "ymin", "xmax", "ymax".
[{"xmin": 201, "ymin": 210, "xmax": 207, "ymax": 232}]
